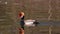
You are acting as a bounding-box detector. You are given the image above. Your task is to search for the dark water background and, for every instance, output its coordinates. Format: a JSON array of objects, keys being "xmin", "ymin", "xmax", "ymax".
[{"xmin": 38, "ymin": 21, "xmax": 60, "ymax": 26}]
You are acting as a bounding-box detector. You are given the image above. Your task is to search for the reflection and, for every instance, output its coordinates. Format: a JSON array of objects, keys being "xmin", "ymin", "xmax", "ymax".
[{"xmin": 5, "ymin": 2, "xmax": 7, "ymax": 4}]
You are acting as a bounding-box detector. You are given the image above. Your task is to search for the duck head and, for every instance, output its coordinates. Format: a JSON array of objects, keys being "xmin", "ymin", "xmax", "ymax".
[{"xmin": 18, "ymin": 12, "xmax": 25, "ymax": 18}]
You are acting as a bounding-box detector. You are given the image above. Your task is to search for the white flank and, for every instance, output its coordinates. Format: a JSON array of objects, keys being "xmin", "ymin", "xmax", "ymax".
[{"xmin": 24, "ymin": 20, "xmax": 35, "ymax": 26}]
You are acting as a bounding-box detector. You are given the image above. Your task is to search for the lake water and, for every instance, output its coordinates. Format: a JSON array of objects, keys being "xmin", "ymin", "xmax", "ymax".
[{"xmin": 38, "ymin": 21, "xmax": 60, "ymax": 26}]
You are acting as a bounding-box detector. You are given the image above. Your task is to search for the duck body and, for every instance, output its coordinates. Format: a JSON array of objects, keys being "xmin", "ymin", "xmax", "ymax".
[{"xmin": 24, "ymin": 19, "xmax": 36, "ymax": 26}]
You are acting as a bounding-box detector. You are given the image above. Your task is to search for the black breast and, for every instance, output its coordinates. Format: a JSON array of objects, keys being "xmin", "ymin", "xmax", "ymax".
[{"xmin": 20, "ymin": 16, "xmax": 25, "ymax": 30}]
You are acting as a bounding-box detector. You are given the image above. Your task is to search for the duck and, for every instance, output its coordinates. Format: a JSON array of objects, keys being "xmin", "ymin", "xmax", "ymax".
[{"xmin": 18, "ymin": 12, "xmax": 39, "ymax": 30}]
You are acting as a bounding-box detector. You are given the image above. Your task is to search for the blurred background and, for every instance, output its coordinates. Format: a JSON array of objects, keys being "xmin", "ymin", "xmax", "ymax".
[{"xmin": 0, "ymin": 0, "xmax": 60, "ymax": 34}]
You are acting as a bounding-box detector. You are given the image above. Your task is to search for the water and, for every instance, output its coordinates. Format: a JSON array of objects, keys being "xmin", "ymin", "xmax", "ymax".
[{"xmin": 38, "ymin": 21, "xmax": 60, "ymax": 26}]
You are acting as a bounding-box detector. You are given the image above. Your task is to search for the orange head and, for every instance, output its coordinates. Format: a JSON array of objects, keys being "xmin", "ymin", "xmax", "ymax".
[{"xmin": 18, "ymin": 12, "xmax": 24, "ymax": 18}]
